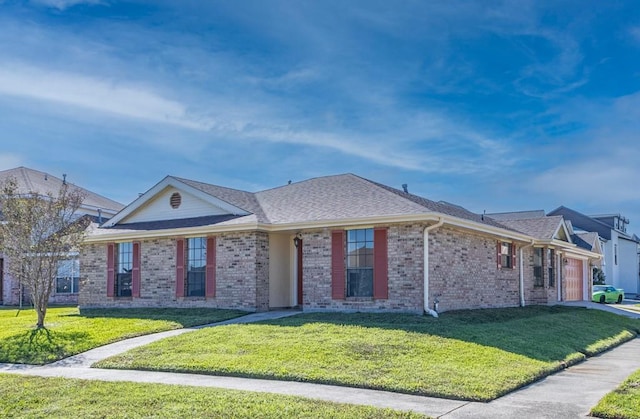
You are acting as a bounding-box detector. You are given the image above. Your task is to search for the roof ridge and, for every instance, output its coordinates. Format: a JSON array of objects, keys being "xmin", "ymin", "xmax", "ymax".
[
  {"xmin": 172, "ymin": 176, "xmax": 252, "ymax": 194},
  {"xmin": 255, "ymin": 173, "xmax": 355, "ymax": 194},
  {"xmin": 354, "ymin": 175, "xmax": 517, "ymax": 230},
  {"xmin": 548, "ymin": 206, "xmax": 613, "ymax": 231}
]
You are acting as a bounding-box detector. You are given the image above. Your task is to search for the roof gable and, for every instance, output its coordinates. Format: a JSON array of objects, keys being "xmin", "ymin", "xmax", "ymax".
[
  {"xmin": 104, "ymin": 177, "xmax": 250, "ymax": 227},
  {"xmin": 573, "ymin": 232, "xmax": 602, "ymax": 253},
  {"xmin": 496, "ymin": 215, "xmax": 572, "ymax": 242}
]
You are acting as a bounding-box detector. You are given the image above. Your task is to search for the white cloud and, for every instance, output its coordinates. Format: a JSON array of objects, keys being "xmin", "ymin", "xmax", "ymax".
[
  {"xmin": 0, "ymin": 63, "xmax": 207, "ymax": 130},
  {"xmin": 30, "ymin": 0, "xmax": 106, "ymax": 11},
  {"xmin": 531, "ymin": 162, "xmax": 639, "ymax": 205},
  {"xmin": 630, "ymin": 26, "xmax": 640, "ymax": 44}
]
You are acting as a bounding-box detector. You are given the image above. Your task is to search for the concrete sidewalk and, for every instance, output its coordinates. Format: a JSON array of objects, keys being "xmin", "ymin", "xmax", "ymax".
[{"xmin": 1, "ymin": 309, "xmax": 639, "ymax": 418}]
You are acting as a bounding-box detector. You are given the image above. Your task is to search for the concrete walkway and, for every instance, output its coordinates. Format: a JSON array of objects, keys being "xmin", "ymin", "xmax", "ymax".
[{"xmin": 1, "ymin": 309, "xmax": 640, "ymax": 418}]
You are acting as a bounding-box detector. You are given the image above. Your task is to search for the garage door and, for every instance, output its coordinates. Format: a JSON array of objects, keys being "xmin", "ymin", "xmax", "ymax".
[{"xmin": 565, "ymin": 258, "xmax": 583, "ymax": 301}]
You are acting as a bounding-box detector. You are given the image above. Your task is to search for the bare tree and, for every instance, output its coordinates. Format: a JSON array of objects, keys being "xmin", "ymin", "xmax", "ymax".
[{"xmin": 0, "ymin": 177, "xmax": 86, "ymax": 328}]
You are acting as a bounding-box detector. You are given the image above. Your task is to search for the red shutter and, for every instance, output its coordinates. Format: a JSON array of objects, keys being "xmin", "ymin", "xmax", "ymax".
[
  {"xmin": 205, "ymin": 237, "xmax": 216, "ymax": 298},
  {"xmin": 132, "ymin": 241, "xmax": 141, "ymax": 297},
  {"xmin": 331, "ymin": 230, "xmax": 345, "ymax": 300},
  {"xmin": 373, "ymin": 228, "xmax": 388, "ymax": 299},
  {"xmin": 176, "ymin": 238, "xmax": 185, "ymax": 298},
  {"xmin": 496, "ymin": 241, "xmax": 502, "ymax": 269},
  {"xmin": 511, "ymin": 243, "xmax": 517, "ymax": 270},
  {"xmin": 106, "ymin": 243, "xmax": 115, "ymax": 297}
]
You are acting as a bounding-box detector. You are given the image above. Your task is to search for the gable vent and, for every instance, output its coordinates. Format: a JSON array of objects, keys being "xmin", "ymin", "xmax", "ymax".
[{"xmin": 170, "ymin": 192, "xmax": 182, "ymax": 209}]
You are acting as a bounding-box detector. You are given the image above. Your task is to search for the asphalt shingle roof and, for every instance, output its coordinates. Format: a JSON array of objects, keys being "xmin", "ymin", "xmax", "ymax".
[
  {"xmin": 0, "ymin": 166, "xmax": 124, "ymax": 213},
  {"xmin": 103, "ymin": 173, "xmax": 526, "ymax": 233},
  {"xmin": 495, "ymin": 216, "xmax": 564, "ymax": 240},
  {"xmin": 485, "ymin": 210, "xmax": 546, "ymax": 221},
  {"xmin": 573, "ymin": 232, "xmax": 599, "ymax": 251}
]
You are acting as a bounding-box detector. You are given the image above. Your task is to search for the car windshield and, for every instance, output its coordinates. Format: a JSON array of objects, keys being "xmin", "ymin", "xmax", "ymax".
[{"xmin": 593, "ymin": 285, "xmax": 606, "ymax": 292}]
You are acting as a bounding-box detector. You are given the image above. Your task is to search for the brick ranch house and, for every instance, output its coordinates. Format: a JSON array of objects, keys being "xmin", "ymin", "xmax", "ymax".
[{"xmin": 80, "ymin": 174, "xmax": 601, "ymax": 314}]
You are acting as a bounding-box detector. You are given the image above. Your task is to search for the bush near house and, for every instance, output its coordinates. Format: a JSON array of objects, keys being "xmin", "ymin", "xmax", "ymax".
[
  {"xmin": 96, "ymin": 306, "xmax": 640, "ymax": 402},
  {"xmin": 0, "ymin": 306, "xmax": 246, "ymax": 364}
]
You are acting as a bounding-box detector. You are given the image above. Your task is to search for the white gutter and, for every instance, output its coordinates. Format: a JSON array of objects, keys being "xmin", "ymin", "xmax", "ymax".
[
  {"xmin": 519, "ymin": 240, "xmax": 535, "ymax": 307},
  {"xmin": 424, "ymin": 218, "xmax": 444, "ymax": 317}
]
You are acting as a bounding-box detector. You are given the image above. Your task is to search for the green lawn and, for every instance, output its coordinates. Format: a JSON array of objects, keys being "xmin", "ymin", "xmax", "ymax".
[
  {"xmin": 0, "ymin": 374, "xmax": 423, "ymax": 419},
  {"xmin": 95, "ymin": 306, "xmax": 640, "ymax": 401},
  {"xmin": 0, "ymin": 306, "xmax": 246, "ymax": 364},
  {"xmin": 591, "ymin": 368, "xmax": 640, "ymax": 419}
]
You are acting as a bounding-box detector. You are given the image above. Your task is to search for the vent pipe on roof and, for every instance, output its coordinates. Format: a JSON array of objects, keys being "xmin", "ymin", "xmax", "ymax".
[
  {"xmin": 402, "ymin": 184, "xmax": 408, "ymax": 193},
  {"xmin": 44, "ymin": 173, "xmax": 48, "ymax": 181},
  {"xmin": 62, "ymin": 174, "xmax": 67, "ymax": 185}
]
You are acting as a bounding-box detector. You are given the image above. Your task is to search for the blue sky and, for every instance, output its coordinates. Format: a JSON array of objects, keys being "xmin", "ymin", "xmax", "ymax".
[{"xmin": 1, "ymin": 0, "xmax": 639, "ymax": 234}]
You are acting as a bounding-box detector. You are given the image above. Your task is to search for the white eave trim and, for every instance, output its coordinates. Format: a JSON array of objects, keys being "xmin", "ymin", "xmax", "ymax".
[
  {"xmin": 553, "ymin": 220, "xmax": 573, "ymax": 244},
  {"xmin": 103, "ymin": 176, "xmax": 250, "ymax": 227},
  {"xmin": 84, "ymin": 212, "xmax": 534, "ymax": 243}
]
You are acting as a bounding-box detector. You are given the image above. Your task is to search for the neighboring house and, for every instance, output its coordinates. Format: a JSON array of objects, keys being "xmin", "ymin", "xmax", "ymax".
[
  {"xmin": 548, "ymin": 206, "xmax": 640, "ymax": 297},
  {"xmin": 0, "ymin": 167, "xmax": 124, "ymax": 306},
  {"xmin": 487, "ymin": 211, "xmax": 603, "ymax": 304},
  {"xmin": 79, "ymin": 174, "xmax": 601, "ymax": 314}
]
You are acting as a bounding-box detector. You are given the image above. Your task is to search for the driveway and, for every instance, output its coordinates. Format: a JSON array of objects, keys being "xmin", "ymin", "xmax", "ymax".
[{"xmin": 561, "ymin": 300, "xmax": 640, "ymax": 319}]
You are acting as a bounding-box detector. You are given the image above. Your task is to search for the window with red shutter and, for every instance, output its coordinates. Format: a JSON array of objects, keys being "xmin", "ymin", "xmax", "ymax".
[
  {"xmin": 106, "ymin": 243, "xmax": 115, "ymax": 297},
  {"xmin": 205, "ymin": 237, "xmax": 216, "ymax": 298},
  {"xmin": 373, "ymin": 228, "xmax": 388, "ymax": 299},
  {"xmin": 176, "ymin": 238, "xmax": 185, "ymax": 297},
  {"xmin": 331, "ymin": 230, "xmax": 346, "ymax": 300}
]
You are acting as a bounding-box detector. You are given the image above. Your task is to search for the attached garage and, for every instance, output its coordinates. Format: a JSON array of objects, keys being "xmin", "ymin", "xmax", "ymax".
[{"xmin": 564, "ymin": 258, "xmax": 584, "ymax": 301}]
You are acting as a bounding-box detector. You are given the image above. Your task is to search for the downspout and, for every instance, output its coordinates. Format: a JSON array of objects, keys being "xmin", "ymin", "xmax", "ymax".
[
  {"xmin": 424, "ymin": 218, "xmax": 444, "ymax": 317},
  {"xmin": 519, "ymin": 240, "xmax": 535, "ymax": 307}
]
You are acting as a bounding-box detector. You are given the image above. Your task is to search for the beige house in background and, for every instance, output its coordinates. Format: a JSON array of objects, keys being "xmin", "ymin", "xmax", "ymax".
[
  {"xmin": 79, "ymin": 174, "xmax": 601, "ymax": 314},
  {"xmin": 0, "ymin": 167, "xmax": 124, "ymax": 306}
]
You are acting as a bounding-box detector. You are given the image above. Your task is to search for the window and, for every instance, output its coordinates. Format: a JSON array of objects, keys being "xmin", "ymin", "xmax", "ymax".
[
  {"xmin": 498, "ymin": 242, "xmax": 514, "ymax": 269},
  {"xmin": 346, "ymin": 228, "xmax": 374, "ymax": 297},
  {"xmin": 185, "ymin": 237, "xmax": 206, "ymax": 297},
  {"xmin": 56, "ymin": 259, "xmax": 80, "ymax": 294},
  {"xmin": 547, "ymin": 249, "xmax": 555, "ymax": 287},
  {"xmin": 533, "ymin": 248, "xmax": 543, "ymax": 287},
  {"xmin": 115, "ymin": 242, "xmax": 133, "ymax": 297}
]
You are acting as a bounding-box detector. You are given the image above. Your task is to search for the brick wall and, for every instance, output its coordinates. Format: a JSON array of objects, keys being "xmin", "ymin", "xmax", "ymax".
[
  {"xmin": 301, "ymin": 224, "xmax": 523, "ymax": 314},
  {"xmin": 78, "ymin": 223, "xmax": 551, "ymax": 314},
  {"xmin": 522, "ymin": 247, "xmax": 560, "ymax": 305},
  {"xmin": 428, "ymin": 227, "xmax": 520, "ymax": 312},
  {"xmin": 79, "ymin": 231, "xmax": 269, "ymax": 311}
]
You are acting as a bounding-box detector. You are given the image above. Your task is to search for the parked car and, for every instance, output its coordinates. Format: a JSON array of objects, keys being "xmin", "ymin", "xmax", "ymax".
[{"xmin": 592, "ymin": 285, "xmax": 624, "ymax": 304}]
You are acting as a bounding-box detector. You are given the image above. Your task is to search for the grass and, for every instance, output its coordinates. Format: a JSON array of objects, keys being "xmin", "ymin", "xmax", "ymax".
[
  {"xmin": 0, "ymin": 306, "xmax": 246, "ymax": 364},
  {"xmin": 0, "ymin": 374, "xmax": 423, "ymax": 419},
  {"xmin": 591, "ymin": 368, "xmax": 640, "ymax": 419},
  {"xmin": 96, "ymin": 306, "xmax": 640, "ymax": 401}
]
